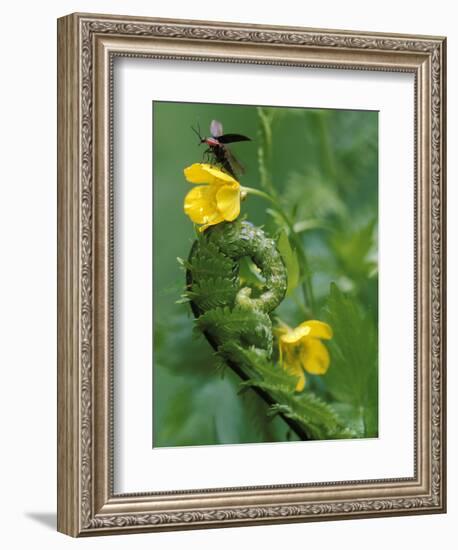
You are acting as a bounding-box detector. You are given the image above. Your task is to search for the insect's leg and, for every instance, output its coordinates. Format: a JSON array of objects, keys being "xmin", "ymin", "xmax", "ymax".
[{"xmin": 203, "ymin": 148, "xmax": 212, "ymax": 164}]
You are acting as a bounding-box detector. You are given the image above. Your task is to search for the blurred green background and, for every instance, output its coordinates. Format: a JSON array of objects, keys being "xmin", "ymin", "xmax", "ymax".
[{"xmin": 153, "ymin": 101, "xmax": 378, "ymax": 447}]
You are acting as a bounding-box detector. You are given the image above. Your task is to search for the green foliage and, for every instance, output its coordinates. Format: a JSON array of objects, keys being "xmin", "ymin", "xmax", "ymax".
[
  {"xmin": 238, "ymin": 351, "xmax": 354, "ymax": 440},
  {"xmin": 276, "ymin": 229, "xmax": 300, "ymax": 296},
  {"xmin": 268, "ymin": 397, "xmax": 353, "ymax": 441},
  {"xmin": 187, "ymin": 276, "xmax": 237, "ymax": 311},
  {"xmin": 283, "ymin": 169, "xmax": 347, "ymax": 222},
  {"xmin": 154, "ymin": 309, "xmax": 295, "ymax": 447},
  {"xmin": 187, "ymin": 240, "xmax": 236, "ymax": 280},
  {"xmin": 330, "ymin": 218, "xmax": 377, "ymax": 283},
  {"xmin": 238, "ymin": 256, "xmax": 266, "ymax": 290},
  {"xmin": 155, "ymin": 365, "xmax": 287, "ymax": 447},
  {"xmin": 197, "ymin": 305, "xmax": 273, "ymax": 356},
  {"xmin": 323, "ymin": 282, "xmax": 378, "ymax": 437}
]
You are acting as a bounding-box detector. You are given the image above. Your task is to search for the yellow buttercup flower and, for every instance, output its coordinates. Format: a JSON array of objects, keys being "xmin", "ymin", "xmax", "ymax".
[
  {"xmin": 277, "ymin": 320, "xmax": 333, "ymax": 392},
  {"xmin": 183, "ymin": 163, "xmax": 241, "ymax": 232}
]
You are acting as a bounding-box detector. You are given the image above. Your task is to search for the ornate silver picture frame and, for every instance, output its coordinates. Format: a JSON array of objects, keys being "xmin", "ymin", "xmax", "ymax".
[{"xmin": 57, "ymin": 12, "xmax": 446, "ymax": 536}]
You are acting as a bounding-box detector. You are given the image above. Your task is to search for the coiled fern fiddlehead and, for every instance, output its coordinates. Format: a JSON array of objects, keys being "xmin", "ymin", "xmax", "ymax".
[
  {"xmin": 185, "ymin": 216, "xmax": 355, "ymax": 441},
  {"xmin": 186, "ymin": 218, "xmax": 313, "ymax": 439}
]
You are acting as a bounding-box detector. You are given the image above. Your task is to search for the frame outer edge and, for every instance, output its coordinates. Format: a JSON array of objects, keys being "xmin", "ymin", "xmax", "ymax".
[
  {"xmin": 68, "ymin": 11, "xmax": 447, "ymax": 41},
  {"xmin": 56, "ymin": 12, "xmax": 447, "ymax": 536},
  {"xmin": 57, "ymin": 14, "xmax": 82, "ymax": 537},
  {"xmin": 439, "ymin": 37, "xmax": 446, "ymax": 512}
]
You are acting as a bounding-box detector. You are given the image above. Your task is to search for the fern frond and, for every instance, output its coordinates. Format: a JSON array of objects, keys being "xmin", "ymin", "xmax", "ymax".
[
  {"xmin": 189, "ymin": 241, "xmax": 237, "ymax": 281},
  {"xmin": 267, "ymin": 392, "xmax": 355, "ymax": 440},
  {"xmin": 187, "ymin": 276, "xmax": 237, "ymax": 311},
  {"xmin": 196, "ymin": 306, "xmax": 273, "ymax": 353}
]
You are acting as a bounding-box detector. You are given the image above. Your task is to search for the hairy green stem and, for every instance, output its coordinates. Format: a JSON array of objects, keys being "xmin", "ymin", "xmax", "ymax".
[
  {"xmin": 243, "ymin": 186, "xmax": 316, "ymax": 315},
  {"xmin": 255, "ymin": 107, "xmax": 316, "ymax": 314},
  {"xmin": 257, "ymin": 108, "xmax": 277, "ymax": 198}
]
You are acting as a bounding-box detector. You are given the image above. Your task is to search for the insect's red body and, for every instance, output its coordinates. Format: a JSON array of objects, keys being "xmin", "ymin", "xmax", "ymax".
[{"xmin": 205, "ymin": 137, "xmax": 220, "ymax": 147}]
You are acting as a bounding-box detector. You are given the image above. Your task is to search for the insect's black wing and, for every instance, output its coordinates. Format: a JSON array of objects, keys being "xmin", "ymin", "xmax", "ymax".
[
  {"xmin": 224, "ymin": 147, "xmax": 245, "ymax": 176},
  {"xmin": 217, "ymin": 133, "xmax": 251, "ymax": 144}
]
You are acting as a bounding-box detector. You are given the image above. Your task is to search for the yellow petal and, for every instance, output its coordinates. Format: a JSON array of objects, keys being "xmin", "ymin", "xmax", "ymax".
[
  {"xmin": 295, "ymin": 371, "xmax": 306, "ymax": 392},
  {"xmin": 300, "ymin": 338, "xmax": 330, "ymax": 375},
  {"xmin": 183, "ymin": 185, "xmax": 222, "ymax": 224},
  {"xmin": 202, "ymin": 165, "xmax": 239, "ymax": 186},
  {"xmin": 196, "ymin": 210, "xmax": 227, "ymax": 232},
  {"xmin": 183, "ymin": 163, "xmax": 240, "ymax": 187},
  {"xmin": 280, "ymin": 324, "xmax": 311, "ymax": 344},
  {"xmin": 297, "ymin": 320, "xmax": 333, "ymax": 340},
  {"xmin": 216, "ymin": 184, "xmax": 241, "ymax": 221},
  {"xmin": 184, "ymin": 163, "xmax": 218, "ymax": 184},
  {"xmin": 280, "ymin": 350, "xmax": 306, "ymax": 391},
  {"xmin": 274, "ymin": 325, "xmax": 289, "ymax": 338}
]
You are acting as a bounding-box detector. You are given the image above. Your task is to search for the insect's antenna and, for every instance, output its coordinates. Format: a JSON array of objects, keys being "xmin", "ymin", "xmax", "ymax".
[{"xmin": 191, "ymin": 124, "xmax": 203, "ymax": 144}]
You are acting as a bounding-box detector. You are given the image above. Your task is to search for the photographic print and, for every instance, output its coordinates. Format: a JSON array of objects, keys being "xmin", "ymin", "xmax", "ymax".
[{"xmin": 153, "ymin": 101, "xmax": 379, "ymax": 448}]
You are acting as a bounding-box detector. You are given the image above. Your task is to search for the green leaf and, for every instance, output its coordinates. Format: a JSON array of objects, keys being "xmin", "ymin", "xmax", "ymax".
[
  {"xmin": 155, "ymin": 369, "xmax": 268, "ymax": 447},
  {"xmin": 154, "ymin": 355, "xmax": 292, "ymax": 447},
  {"xmin": 277, "ymin": 230, "xmax": 300, "ymax": 296},
  {"xmin": 282, "ymin": 169, "xmax": 347, "ymax": 221},
  {"xmin": 363, "ymin": 364, "xmax": 379, "ymax": 437},
  {"xmin": 234, "ymin": 349, "xmax": 354, "ymax": 440},
  {"xmin": 197, "ymin": 306, "xmax": 273, "ymax": 355},
  {"xmin": 323, "ymin": 282, "xmax": 378, "ymax": 436},
  {"xmin": 330, "ymin": 217, "xmax": 377, "ymax": 282},
  {"xmin": 267, "ymin": 392, "xmax": 355, "ymax": 441},
  {"xmin": 154, "ymin": 309, "xmax": 216, "ymax": 378},
  {"xmin": 293, "ymin": 219, "xmax": 330, "ymax": 234},
  {"xmin": 187, "ymin": 276, "xmax": 237, "ymax": 311},
  {"xmin": 238, "ymin": 256, "xmax": 265, "ymax": 289},
  {"xmin": 189, "ymin": 241, "xmax": 236, "ymax": 281},
  {"xmin": 330, "ymin": 403, "xmax": 365, "ymax": 438}
]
